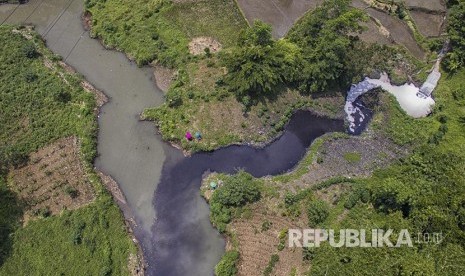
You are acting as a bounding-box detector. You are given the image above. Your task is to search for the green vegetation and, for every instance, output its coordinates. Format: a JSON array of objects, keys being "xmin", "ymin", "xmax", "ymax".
[
  {"xmin": 215, "ymin": 250, "xmax": 239, "ymax": 276},
  {"xmin": 263, "ymin": 254, "xmax": 279, "ymax": 276},
  {"xmin": 444, "ymin": 0, "xmax": 465, "ymax": 72},
  {"xmin": 221, "ymin": 20, "xmax": 301, "ymax": 103},
  {"xmin": 343, "ymin": 152, "xmax": 361, "ymax": 163},
  {"xmin": 209, "ymin": 171, "xmax": 261, "ymax": 232},
  {"xmin": 142, "ymin": 0, "xmax": 424, "ymax": 152},
  {"xmin": 288, "ymin": 0, "xmax": 367, "ymax": 93},
  {"xmin": 0, "ymin": 200, "xmax": 134, "ymax": 275},
  {"xmin": 287, "ymin": 70, "xmax": 465, "ymax": 275},
  {"xmin": 307, "ymin": 200, "xmax": 330, "ymax": 227},
  {"xmin": 86, "ymin": 0, "xmax": 247, "ymax": 66},
  {"xmin": 0, "ymin": 30, "xmax": 96, "ymax": 171},
  {"xmin": 0, "ymin": 177, "xmax": 21, "ymax": 265},
  {"xmin": 205, "ymin": 13, "xmax": 465, "ymax": 273},
  {"xmin": 0, "ymin": 26, "xmax": 135, "ymax": 274}
]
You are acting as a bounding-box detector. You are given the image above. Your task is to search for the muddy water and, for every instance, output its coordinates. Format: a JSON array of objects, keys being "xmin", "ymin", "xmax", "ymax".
[
  {"xmin": 2, "ymin": 1, "xmax": 344, "ymax": 275},
  {"xmin": 0, "ymin": 0, "xmax": 168, "ymax": 233}
]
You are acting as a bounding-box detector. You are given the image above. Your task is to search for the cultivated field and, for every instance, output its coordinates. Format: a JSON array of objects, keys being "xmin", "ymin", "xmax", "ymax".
[
  {"xmin": 8, "ymin": 137, "xmax": 95, "ymax": 224},
  {"xmin": 230, "ymin": 204, "xmax": 308, "ymax": 275}
]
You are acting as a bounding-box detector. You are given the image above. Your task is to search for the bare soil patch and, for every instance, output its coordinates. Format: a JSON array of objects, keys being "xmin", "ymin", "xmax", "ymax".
[
  {"xmin": 188, "ymin": 37, "xmax": 222, "ymax": 55},
  {"xmin": 8, "ymin": 137, "xmax": 95, "ymax": 224},
  {"xmin": 367, "ymin": 8, "xmax": 425, "ymax": 59},
  {"xmin": 236, "ymin": 0, "xmax": 323, "ymax": 38},
  {"xmin": 152, "ymin": 65, "xmax": 176, "ymax": 93},
  {"xmin": 404, "ymin": 0, "xmax": 446, "ymax": 12},
  {"xmin": 358, "ymin": 18, "xmax": 395, "ymax": 45},
  {"xmin": 410, "ymin": 10, "xmax": 445, "ymax": 37},
  {"xmin": 294, "ymin": 133, "xmax": 406, "ymax": 187},
  {"xmin": 230, "ymin": 203, "xmax": 308, "ymax": 276},
  {"xmin": 352, "ymin": 0, "xmax": 426, "ymax": 60}
]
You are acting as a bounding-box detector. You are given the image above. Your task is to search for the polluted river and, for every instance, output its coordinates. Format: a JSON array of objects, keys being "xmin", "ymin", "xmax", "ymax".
[{"xmin": 1, "ymin": 1, "xmax": 344, "ymax": 275}]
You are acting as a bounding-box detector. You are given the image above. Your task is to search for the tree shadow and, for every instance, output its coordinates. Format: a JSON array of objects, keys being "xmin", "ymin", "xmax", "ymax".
[
  {"xmin": 239, "ymin": 83, "xmax": 291, "ymax": 113},
  {"xmin": 0, "ymin": 176, "xmax": 24, "ymax": 266}
]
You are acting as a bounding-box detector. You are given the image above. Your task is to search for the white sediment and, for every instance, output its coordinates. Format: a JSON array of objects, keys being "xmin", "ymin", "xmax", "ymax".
[{"xmin": 366, "ymin": 75, "xmax": 435, "ymax": 118}]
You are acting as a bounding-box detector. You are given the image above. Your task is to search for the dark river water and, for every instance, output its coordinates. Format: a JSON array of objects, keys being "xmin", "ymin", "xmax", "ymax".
[
  {"xmin": 149, "ymin": 111, "xmax": 343, "ymax": 276},
  {"xmin": 1, "ymin": 1, "xmax": 344, "ymax": 275}
]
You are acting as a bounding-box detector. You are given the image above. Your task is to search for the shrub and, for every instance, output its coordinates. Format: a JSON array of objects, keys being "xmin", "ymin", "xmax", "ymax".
[
  {"xmin": 211, "ymin": 171, "xmax": 261, "ymax": 207},
  {"xmin": 24, "ymin": 70, "xmax": 38, "ymax": 83},
  {"xmin": 284, "ymin": 192, "xmax": 299, "ymax": 207},
  {"xmin": 344, "ymin": 193, "xmax": 359, "ymax": 209},
  {"xmin": 307, "ymin": 200, "xmax": 329, "ymax": 227},
  {"xmin": 22, "ymin": 43, "xmax": 39, "ymax": 58},
  {"xmin": 210, "ymin": 172, "xmax": 261, "ymax": 232},
  {"xmin": 166, "ymin": 90, "xmax": 183, "ymax": 108},
  {"xmin": 215, "ymin": 250, "xmax": 239, "ymax": 276},
  {"xmin": 261, "ymin": 220, "xmax": 272, "ymax": 232},
  {"xmin": 204, "ymin": 47, "xmax": 211, "ymax": 57},
  {"xmin": 54, "ymin": 90, "xmax": 72, "ymax": 103},
  {"xmin": 221, "ymin": 21, "xmax": 300, "ymax": 98},
  {"xmin": 263, "ymin": 254, "xmax": 279, "ymax": 276},
  {"xmin": 35, "ymin": 207, "xmax": 51, "ymax": 218},
  {"xmin": 64, "ymin": 186, "xmax": 79, "ymax": 199},
  {"xmin": 303, "ymin": 247, "xmax": 315, "ymax": 261}
]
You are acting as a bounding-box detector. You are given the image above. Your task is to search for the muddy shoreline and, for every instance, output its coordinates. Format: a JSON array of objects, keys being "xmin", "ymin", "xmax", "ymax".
[
  {"xmin": 142, "ymin": 106, "xmax": 346, "ymax": 158},
  {"xmin": 77, "ymin": 44, "xmax": 147, "ymax": 276},
  {"xmin": 71, "ymin": 58, "xmax": 147, "ymax": 275},
  {"xmin": 55, "ymin": 32, "xmax": 147, "ymax": 274}
]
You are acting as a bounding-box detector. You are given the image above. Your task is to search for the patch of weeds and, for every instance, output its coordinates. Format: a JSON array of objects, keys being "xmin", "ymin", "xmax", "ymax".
[{"xmin": 343, "ymin": 152, "xmax": 361, "ymax": 163}]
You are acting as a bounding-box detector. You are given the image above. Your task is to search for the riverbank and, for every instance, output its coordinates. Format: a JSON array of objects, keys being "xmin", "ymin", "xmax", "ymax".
[
  {"xmin": 0, "ymin": 25, "xmax": 138, "ymax": 275},
  {"xmin": 56, "ymin": 1, "xmax": 458, "ymax": 271},
  {"xmin": 55, "ymin": 42, "xmax": 147, "ymax": 274},
  {"xmin": 82, "ymin": 0, "xmax": 430, "ymax": 154},
  {"xmin": 201, "ymin": 67, "xmax": 465, "ymax": 274}
]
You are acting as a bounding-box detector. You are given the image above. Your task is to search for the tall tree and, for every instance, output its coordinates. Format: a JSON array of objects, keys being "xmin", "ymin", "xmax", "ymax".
[
  {"xmin": 221, "ymin": 21, "xmax": 301, "ymax": 101},
  {"xmin": 445, "ymin": 0, "xmax": 465, "ymax": 72},
  {"xmin": 288, "ymin": 0, "xmax": 367, "ymax": 93}
]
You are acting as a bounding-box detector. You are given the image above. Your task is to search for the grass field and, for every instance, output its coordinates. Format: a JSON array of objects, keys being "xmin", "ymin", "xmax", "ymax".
[
  {"xmin": 142, "ymin": 57, "xmax": 345, "ymax": 152},
  {"xmin": 86, "ymin": 0, "xmax": 247, "ymax": 66},
  {"xmin": 0, "ymin": 25, "xmax": 136, "ymax": 275}
]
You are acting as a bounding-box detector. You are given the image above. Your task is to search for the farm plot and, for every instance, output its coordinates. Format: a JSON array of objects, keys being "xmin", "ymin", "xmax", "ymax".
[
  {"xmin": 8, "ymin": 137, "xmax": 95, "ymax": 224},
  {"xmin": 230, "ymin": 205, "xmax": 308, "ymax": 276}
]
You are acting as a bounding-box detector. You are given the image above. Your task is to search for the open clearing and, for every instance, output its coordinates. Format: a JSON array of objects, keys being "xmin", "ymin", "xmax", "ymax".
[
  {"xmin": 230, "ymin": 204, "xmax": 308, "ymax": 275},
  {"xmin": 352, "ymin": 0, "xmax": 426, "ymax": 59},
  {"xmin": 404, "ymin": 0, "xmax": 446, "ymax": 12},
  {"xmin": 410, "ymin": 10, "xmax": 445, "ymax": 37},
  {"xmin": 8, "ymin": 137, "xmax": 95, "ymax": 224},
  {"xmin": 236, "ymin": 0, "xmax": 323, "ymax": 37}
]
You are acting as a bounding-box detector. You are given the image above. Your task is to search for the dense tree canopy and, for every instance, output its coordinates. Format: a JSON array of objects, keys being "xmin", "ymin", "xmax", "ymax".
[
  {"xmin": 222, "ymin": 0, "xmax": 367, "ymax": 100},
  {"xmin": 444, "ymin": 0, "xmax": 465, "ymax": 72},
  {"xmin": 288, "ymin": 0, "xmax": 367, "ymax": 93},
  {"xmin": 221, "ymin": 21, "xmax": 301, "ymax": 101},
  {"xmin": 209, "ymin": 171, "xmax": 261, "ymax": 232}
]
